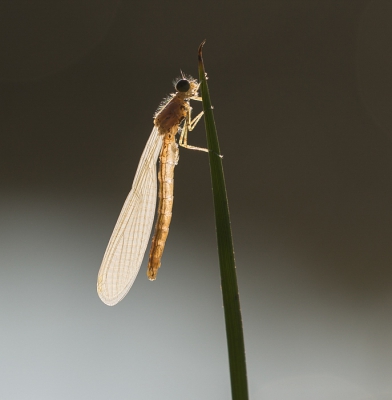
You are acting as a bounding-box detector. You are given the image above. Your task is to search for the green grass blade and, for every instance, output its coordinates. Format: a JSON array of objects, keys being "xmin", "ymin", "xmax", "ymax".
[{"xmin": 197, "ymin": 41, "xmax": 249, "ymax": 400}]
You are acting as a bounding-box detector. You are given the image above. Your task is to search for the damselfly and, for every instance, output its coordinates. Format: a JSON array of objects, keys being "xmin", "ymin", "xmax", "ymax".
[{"xmin": 97, "ymin": 74, "xmax": 206, "ymax": 306}]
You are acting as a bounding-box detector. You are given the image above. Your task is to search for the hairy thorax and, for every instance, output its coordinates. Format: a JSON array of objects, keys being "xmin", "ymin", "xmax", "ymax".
[{"xmin": 154, "ymin": 94, "xmax": 189, "ymax": 136}]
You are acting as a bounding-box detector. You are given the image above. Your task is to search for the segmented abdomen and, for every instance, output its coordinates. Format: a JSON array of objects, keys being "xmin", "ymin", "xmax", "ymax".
[{"xmin": 147, "ymin": 128, "xmax": 179, "ymax": 280}]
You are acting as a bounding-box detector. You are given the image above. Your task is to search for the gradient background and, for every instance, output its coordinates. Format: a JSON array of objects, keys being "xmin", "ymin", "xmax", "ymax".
[{"xmin": 1, "ymin": 1, "xmax": 392, "ymax": 399}]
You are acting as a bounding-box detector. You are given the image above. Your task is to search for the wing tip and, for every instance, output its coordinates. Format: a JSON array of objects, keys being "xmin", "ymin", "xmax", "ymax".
[
  {"xmin": 97, "ymin": 289, "xmax": 126, "ymax": 306},
  {"xmin": 97, "ymin": 277, "xmax": 132, "ymax": 306}
]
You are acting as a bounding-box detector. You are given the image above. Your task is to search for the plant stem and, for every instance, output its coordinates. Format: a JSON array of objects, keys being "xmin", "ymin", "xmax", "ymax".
[{"xmin": 197, "ymin": 40, "xmax": 249, "ymax": 400}]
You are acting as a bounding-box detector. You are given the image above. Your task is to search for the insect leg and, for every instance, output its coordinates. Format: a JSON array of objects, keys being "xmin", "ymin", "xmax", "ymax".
[{"xmin": 179, "ymin": 107, "xmax": 208, "ymax": 152}]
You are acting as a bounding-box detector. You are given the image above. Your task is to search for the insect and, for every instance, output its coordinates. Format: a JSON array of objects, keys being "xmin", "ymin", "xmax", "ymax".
[{"xmin": 97, "ymin": 74, "xmax": 207, "ymax": 306}]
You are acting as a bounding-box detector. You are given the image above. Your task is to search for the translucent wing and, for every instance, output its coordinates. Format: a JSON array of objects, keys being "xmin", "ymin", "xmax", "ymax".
[{"xmin": 97, "ymin": 127, "xmax": 162, "ymax": 306}]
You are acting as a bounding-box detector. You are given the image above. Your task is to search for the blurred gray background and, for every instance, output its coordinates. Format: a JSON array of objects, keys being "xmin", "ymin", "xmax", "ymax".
[{"xmin": 1, "ymin": 1, "xmax": 392, "ymax": 399}]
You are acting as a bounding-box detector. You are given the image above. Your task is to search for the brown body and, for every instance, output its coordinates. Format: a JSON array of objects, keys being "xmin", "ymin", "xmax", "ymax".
[{"xmin": 147, "ymin": 86, "xmax": 196, "ymax": 280}]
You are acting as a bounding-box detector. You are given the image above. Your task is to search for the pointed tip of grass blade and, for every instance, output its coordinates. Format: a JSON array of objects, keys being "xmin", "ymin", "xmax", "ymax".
[
  {"xmin": 198, "ymin": 39, "xmax": 206, "ymax": 62},
  {"xmin": 197, "ymin": 41, "xmax": 220, "ymax": 156}
]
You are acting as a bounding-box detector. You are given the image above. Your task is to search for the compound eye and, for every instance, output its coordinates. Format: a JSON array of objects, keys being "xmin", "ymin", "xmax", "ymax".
[{"xmin": 176, "ymin": 79, "xmax": 190, "ymax": 93}]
